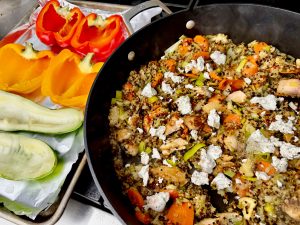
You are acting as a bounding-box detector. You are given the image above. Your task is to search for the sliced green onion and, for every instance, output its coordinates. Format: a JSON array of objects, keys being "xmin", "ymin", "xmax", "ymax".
[
  {"xmin": 148, "ymin": 96, "xmax": 158, "ymax": 104},
  {"xmin": 138, "ymin": 141, "xmax": 146, "ymax": 152},
  {"xmin": 195, "ymin": 73, "xmax": 205, "ymax": 87},
  {"xmin": 183, "ymin": 143, "xmax": 206, "ymax": 161},
  {"xmin": 236, "ymin": 58, "xmax": 247, "ymax": 73},
  {"xmin": 166, "ymin": 159, "xmax": 177, "ymax": 166},
  {"xmin": 145, "ymin": 147, "xmax": 152, "ymax": 154},
  {"xmin": 215, "ymin": 67, "xmax": 222, "ymax": 73},
  {"xmin": 254, "ymin": 152, "xmax": 271, "ymax": 162},
  {"xmin": 224, "ymin": 170, "xmax": 236, "ymax": 178},
  {"xmin": 241, "ymin": 176, "xmax": 257, "ymax": 182},
  {"xmin": 116, "ymin": 90, "xmax": 123, "ymax": 99},
  {"xmin": 111, "ymin": 98, "xmax": 117, "ymax": 104}
]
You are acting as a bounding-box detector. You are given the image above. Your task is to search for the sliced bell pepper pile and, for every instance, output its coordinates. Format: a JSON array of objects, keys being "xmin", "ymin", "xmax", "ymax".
[
  {"xmin": 41, "ymin": 49, "xmax": 103, "ymax": 108},
  {"xmin": 36, "ymin": 0, "xmax": 84, "ymax": 47},
  {"xmin": 0, "ymin": 43, "xmax": 54, "ymax": 94},
  {"xmin": 71, "ymin": 13, "xmax": 126, "ymax": 62}
]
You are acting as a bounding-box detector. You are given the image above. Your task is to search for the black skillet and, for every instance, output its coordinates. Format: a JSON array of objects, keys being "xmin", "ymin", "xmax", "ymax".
[{"xmin": 84, "ymin": 1, "xmax": 300, "ymax": 224}]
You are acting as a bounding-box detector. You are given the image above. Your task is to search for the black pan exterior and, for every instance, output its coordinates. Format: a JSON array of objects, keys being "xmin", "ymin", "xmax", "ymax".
[{"xmin": 84, "ymin": 4, "xmax": 300, "ymax": 225}]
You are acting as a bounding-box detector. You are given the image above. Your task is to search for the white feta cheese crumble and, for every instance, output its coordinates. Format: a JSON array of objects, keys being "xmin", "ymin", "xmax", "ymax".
[
  {"xmin": 246, "ymin": 130, "xmax": 275, "ymax": 153},
  {"xmin": 196, "ymin": 57, "xmax": 205, "ymax": 71},
  {"xmin": 138, "ymin": 165, "xmax": 149, "ymax": 186},
  {"xmin": 203, "ymin": 72, "xmax": 210, "ymax": 79},
  {"xmin": 207, "ymin": 109, "xmax": 220, "ymax": 129},
  {"xmin": 250, "ymin": 94, "xmax": 277, "ymax": 110},
  {"xmin": 276, "ymin": 180, "xmax": 283, "ymax": 188},
  {"xmin": 208, "ymin": 87, "xmax": 215, "ymax": 92},
  {"xmin": 144, "ymin": 192, "xmax": 170, "ymax": 212},
  {"xmin": 279, "ymin": 142, "xmax": 300, "ymax": 160},
  {"xmin": 185, "ymin": 84, "xmax": 194, "ymax": 89},
  {"xmin": 191, "ymin": 171, "xmax": 209, "ymax": 186},
  {"xmin": 161, "ymin": 81, "xmax": 174, "ymax": 95},
  {"xmin": 137, "ymin": 127, "xmax": 144, "ymax": 134},
  {"xmin": 199, "ymin": 149, "xmax": 216, "ymax": 174},
  {"xmin": 175, "ymin": 95, "xmax": 192, "ymax": 115},
  {"xmin": 141, "ymin": 83, "xmax": 157, "ymax": 98},
  {"xmin": 210, "ymin": 51, "xmax": 226, "ymax": 65},
  {"xmin": 152, "ymin": 148, "xmax": 161, "ymax": 159},
  {"xmin": 207, "ymin": 145, "xmax": 222, "ymax": 160},
  {"xmin": 164, "ymin": 71, "xmax": 184, "ymax": 83},
  {"xmin": 255, "ymin": 171, "xmax": 270, "ymax": 181},
  {"xmin": 289, "ymin": 102, "xmax": 298, "ymax": 112},
  {"xmin": 141, "ymin": 152, "xmax": 150, "ymax": 165},
  {"xmin": 125, "ymin": 163, "xmax": 131, "ymax": 168},
  {"xmin": 149, "ymin": 126, "xmax": 166, "ymax": 140},
  {"xmin": 244, "ymin": 77, "xmax": 252, "ymax": 85},
  {"xmin": 163, "ymin": 159, "xmax": 172, "ymax": 167},
  {"xmin": 211, "ymin": 173, "xmax": 232, "ymax": 190},
  {"xmin": 158, "ymin": 177, "xmax": 164, "ymax": 183},
  {"xmin": 271, "ymin": 156, "xmax": 288, "ymax": 173},
  {"xmin": 190, "ymin": 130, "xmax": 198, "ymax": 140},
  {"xmin": 184, "ymin": 57, "xmax": 205, "ymax": 73},
  {"xmin": 184, "ymin": 61, "xmax": 195, "ymax": 73},
  {"xmin": 235, "ymin": 178, "xmax": 242, "ymax": 184},
  {"xmin": 206, "ymin": 63, "xmax": 213, "ymax": 72},
  {"xmin": 268, "ymin": 115, "xmax": 295, "ymax": 134},
  {"xmin": 294, "ymin": 136, "xmax": 299, "ymax": 142}
]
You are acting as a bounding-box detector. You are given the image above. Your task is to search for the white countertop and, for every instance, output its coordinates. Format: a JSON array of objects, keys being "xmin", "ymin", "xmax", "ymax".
[{"xmin": 0, "ymin": 198, "xmax": 122, "ymax": 225}]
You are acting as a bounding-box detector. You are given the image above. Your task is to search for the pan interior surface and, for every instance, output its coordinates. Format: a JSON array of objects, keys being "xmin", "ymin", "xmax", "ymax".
[{"xmin": 84, "ymin": 4, "xmax": 300, "ymax": 225}]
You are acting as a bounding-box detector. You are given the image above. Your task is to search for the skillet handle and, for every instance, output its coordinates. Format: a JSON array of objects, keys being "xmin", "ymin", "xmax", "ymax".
[
  {"xmin": 188, "ymin": 0, "xmax": 199, "ymax": 11},
  {"xmin": 123, "ymin": 0, "xmax": 172, "ymax": 34}
]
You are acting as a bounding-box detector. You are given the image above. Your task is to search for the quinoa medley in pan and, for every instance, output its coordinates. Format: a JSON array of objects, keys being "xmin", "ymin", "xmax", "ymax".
[{"xmin": 109, "ymin": 34, "xmax": 300, "ymax": 225}]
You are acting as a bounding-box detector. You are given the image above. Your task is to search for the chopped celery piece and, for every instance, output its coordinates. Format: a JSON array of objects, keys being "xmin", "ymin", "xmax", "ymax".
[
  {"xmin": 145, "ymin": 147, "xmax": 152, "ymax": 154},
  {"xmin": 215, "ymin": 67, "xmax": 222, "ymax": 73},
  {"xmin": 184, "ymin": 143, "xmax": 206, "ymax": 161},
  {"xmin": 224, "ymin": 170, "xmax": 236, "ymax": 178},
  {"xmin": 148, "ymin": 96, "xmax": 158, "ymax": 104},
  {"xmin": 111, "ymin": 98, "xmax": 117, "ymax": 104},
  {"xmin": 236, "ymin": 58, "xmax": 247, "ymax": 73},
  {"xmin": 166, "ymin": 159, "xmax": 177, "ymax": 166},
  {"xmin": 241, "ymin": 176, "xmax": 257, "ymax": 182},
  {"xmin": 116, "ymin": 90, "xmax": 122, "ymax": 99},
  {"xmin": 138, "ymin": 141, "xmax": 146, "ymax": 152},
  {"xmin": 195, "ymin": 73, "xmax": 205, "ymax": 87},
  {"xmin": 175, "ymin": 89, "xmax": 182, "ymax": 95}
]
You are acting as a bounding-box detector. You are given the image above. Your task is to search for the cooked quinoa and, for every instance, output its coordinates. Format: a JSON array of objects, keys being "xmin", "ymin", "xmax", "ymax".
[{"xmin": 109, "ymin": 34, "xmax": 300, "ymax": 225}]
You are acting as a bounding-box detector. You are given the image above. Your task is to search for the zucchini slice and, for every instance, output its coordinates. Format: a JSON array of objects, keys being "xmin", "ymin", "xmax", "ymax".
[
  {"xmin": 0, "ymin": 90, "xmax": 83, "ymax": 134},
  {"xmin": 0, "ymin": 132, "xmax": 56, "ymax": 180}
]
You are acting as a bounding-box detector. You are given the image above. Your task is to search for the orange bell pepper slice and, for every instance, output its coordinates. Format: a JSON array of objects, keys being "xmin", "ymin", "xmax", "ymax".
[
  {"xmin": 41, "ymin": 49, "xmax": 103, "ymax": 108},
  {"xmin": 0, "ymin": 43, "xmax": 53, "ymax": 95}
]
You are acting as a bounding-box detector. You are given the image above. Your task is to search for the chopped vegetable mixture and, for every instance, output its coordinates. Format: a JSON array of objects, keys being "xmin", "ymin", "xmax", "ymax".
[{"xmin": 109, "ymin": 34, "xmax": 300, "ymax": 225}]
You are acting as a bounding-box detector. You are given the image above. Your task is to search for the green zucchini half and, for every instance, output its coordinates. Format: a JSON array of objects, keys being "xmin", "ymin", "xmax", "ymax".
[
  {"xmin": 0, "ymin": 132, "xmax": 56, "ymax": 180},
  {"xmin": 0, "ymin": 90, "xmax": 83, "ymax": 134}
]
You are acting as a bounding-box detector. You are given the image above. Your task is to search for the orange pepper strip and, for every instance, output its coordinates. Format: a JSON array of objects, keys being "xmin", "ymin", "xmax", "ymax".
[
  {"xmin": 209, "ymin": 71, "xmax": 222, "ymax": 81},
  {"xmin": 166, "ymin": 201, "xmax": 194, "ymax": 225},
  {"xmin": 256, "ymin": 161, "xmax": 276, "ymax": 176},
  {"xmin": 41, "ymin": 49, "xmax": 103, "ymax": 108},
  {"xmin": 127, "ymin": 188, "xmax": 144, "ymax": 209},
  {"xmin": 193, "ymin": 35, "xmax": 209, "ymax": 51},
  {"xmin": 253, "ymin": 42, "xmax": 268, "ymax": 55},
  {"xmin": 135, "ymin": 209, "xmax": 151, "ymax": 224},
  {"xmin": 242, "ymin": 56, "xmax": 258, "ymax": 77},
  {"xmin": 0, "ymin": 43, "xmax": 54, "ymax": 95}
]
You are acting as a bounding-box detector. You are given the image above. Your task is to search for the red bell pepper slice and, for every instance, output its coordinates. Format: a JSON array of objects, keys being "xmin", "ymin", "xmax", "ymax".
[
  {"xmin": 71, "ymin": 13, "xmax": 126, "ymax": 62},
  {"xmin": 36, "ymin": 0, "xmax": 84, "ymax": 47}
]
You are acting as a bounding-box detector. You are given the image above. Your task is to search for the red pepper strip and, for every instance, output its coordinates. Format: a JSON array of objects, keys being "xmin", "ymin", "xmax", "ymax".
[
  {"xmin": 36, "ymin": 0, "xmax": 84, "ymax": 47},
  {"xmin": 71, "ymin": 14, "xmax": 126, "ymax": 62}
]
